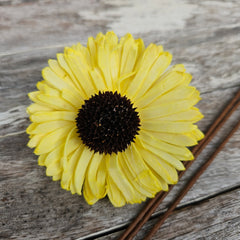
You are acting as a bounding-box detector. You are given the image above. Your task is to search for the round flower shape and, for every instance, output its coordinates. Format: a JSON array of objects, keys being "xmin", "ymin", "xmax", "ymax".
[{"xmin": 27, "ymin": 31, "xmax": 204, "ymax": 207}]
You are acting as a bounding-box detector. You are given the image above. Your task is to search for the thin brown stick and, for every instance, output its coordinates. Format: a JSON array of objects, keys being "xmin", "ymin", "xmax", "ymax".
[
  {"xmin": 144, "ymin": 118, "xmax": 240, "ymax": 240},
  {"xmin": 119, "ymin": 89, "xmax": 240, "ymax": 240}
]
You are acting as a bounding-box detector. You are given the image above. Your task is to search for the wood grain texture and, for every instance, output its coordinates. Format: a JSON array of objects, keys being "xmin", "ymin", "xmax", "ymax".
[
  {"xmin": 0, "ymin": 0, "xmax": 240, "ymax": 239},
  {"xmin": 97, "ymin": 187, "xmax": 240, "ymax": 240}
]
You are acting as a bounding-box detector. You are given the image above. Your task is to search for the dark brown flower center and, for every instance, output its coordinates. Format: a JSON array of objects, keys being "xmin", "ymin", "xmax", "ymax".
[{"xmin": 76, "ymin": 91, "xmax": 141, "ymax": 154}]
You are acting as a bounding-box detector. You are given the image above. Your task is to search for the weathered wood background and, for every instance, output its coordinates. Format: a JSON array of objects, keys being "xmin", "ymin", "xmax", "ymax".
[{"xmin": 0, "ymin": 0, "xmax": 240, "ymax": 239}]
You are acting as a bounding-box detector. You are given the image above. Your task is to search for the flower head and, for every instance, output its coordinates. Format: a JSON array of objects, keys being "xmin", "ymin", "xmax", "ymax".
[{"xmin": 27, "ymin": 31, "xmax": 204, "ymax": 207}]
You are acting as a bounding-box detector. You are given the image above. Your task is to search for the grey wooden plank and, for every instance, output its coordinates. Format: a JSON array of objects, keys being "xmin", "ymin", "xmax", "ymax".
[
  {"xmin": 0, "ymin": 91, "xmax": 239, "ymax": 239},
  {"xmin": 0, "ymin": 0, "xmax": 240, "ymax": 55},
  {"xmin": 96, "ymin": 187, "xmax": 240, "ymax": 240},
  {"xmin": 0, "ymin": 0, "xmax": 240, "ymax": 239}
]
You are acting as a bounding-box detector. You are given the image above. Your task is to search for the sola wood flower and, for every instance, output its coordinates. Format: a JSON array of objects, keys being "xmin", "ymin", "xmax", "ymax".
[{"xmin": 27, "ymin": 31, "xmax": 204, "ymax": 207}]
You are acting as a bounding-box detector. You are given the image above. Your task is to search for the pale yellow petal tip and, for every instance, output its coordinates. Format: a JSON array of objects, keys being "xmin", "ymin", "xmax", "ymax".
[
  {"xmin": 123, "ymin": 32, "xmax": 133, "ymax": 38},
  {"xmin": 189, "ymin": 152, "xmax": 195, "ymax": 160},
  {"xmin": 85, "ymin": 199, "xmax": 98, "ymax": 206},
  {"xmin": 33, "ymin": 148, "xmax": 41, "ymax": 155},
  {"xmin": 197, "ymin": 112, "xmax": 204, "ymax": 121},
  {"xmin": 167, "ymin": 175, "xmax": 179, "ymax": 185},
  {"xmin": 192, "ymin": 128, "xmax": 205, "ymax": 141},
  {"xmin": 47, "ymin": 59, "xmax": 55, "ymax": 66},
  {"xmin": 173, "ymin": 64, "xmax": 186, "ymax": 72},
  {"xmin": 180, "ymin": 166, "xmax": 186, "ymax": 171},
  {"xmin": 27, "ymin": 139, "xmax": 35, "ymax": 149},
  {"xmin": 166, "ymin": 51, "xmax": 173, "ymax": 62},
  {"xmin": 26, "ymin": 106, "xmax": 32, "ymax": 115},
  {"xmin": 106, "ymin": 31, "xmax": 118, "ymax": 39},
  {"xmin": 52, "ymin": 175, "xmax": 61, "ymax": 181},
  {"xmin": 41, "ymin": 66, "xmax": 50, "ymax": 79},
  {"xmin": 28, "ymin": 91, "xmax": 38, "ymax": 102},
  {"xmin": 83, "ymin": 192, "xmax": 99, "ymax": 205},
  {"xmin": 64, "ymin": 46, "xmax": 75, "ymax": 56},
  {"xmin": 177, "ymin": 163, "xmax": 186, "ymax": 171},
  {"xmin": 197, "ymin": 131, "xmax": 205, "ymax": 142},
  {"xmin": 38, "ymin": 160, "xmax": 45, "ymax": 166},
  {"xmin": 163, "ymin": 185, "xmax": 169, "ymax": 192},
  {"xmin": 172, "ymin": 179, "xmax": 178, "ymax": 185},
  {"xmin": 26, "ymin": 126, "xmax": 32, "ymax": 135},
  {"xmin": 111, "ymin": 201, "xmax": 126, "ymax": 208}
]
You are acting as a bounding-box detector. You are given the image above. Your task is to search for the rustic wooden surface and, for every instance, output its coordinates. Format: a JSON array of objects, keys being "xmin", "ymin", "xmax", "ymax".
[{"xmin": 0, "ymin": 0, "xmax": 240, "ymax": 239}]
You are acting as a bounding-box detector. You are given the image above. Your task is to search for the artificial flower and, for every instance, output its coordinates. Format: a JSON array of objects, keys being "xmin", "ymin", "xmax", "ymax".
[{"xmin": 27, "ymin": 31, "xmax": 204, "ymax": 207}]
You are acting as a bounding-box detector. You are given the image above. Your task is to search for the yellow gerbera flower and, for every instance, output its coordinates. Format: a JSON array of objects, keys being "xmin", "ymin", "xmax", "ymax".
[{"xmin": 27, "ymin": 31, "xmax": 204, "ymax": 207}]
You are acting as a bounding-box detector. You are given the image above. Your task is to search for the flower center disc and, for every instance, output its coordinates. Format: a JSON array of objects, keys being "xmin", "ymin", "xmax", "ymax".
[{"xmin": 76, "ymin": 91, "xmax": 141, "ymax": 154}]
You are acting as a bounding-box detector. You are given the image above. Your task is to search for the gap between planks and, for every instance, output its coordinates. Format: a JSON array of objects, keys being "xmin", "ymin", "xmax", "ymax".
[{"xmin": 76, "ymin": 185, "xmax": 240, "ymax": 240}]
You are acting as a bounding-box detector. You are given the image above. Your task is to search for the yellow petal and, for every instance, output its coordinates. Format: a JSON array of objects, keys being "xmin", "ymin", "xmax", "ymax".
[
  {"xmin": 107, "ymin": 175, "xmax": 126, "ymax": 207},
  {"xmin": 52, "ymin": 173, "xmax": 61, "ymax": 181},
  {"xmin": 120, "ymin": 34, "xmax": 138, "ymax": 76},
  {"xmin": 110, "ymin": 49, "xmax": 120, "ymax": 91},
  {"xmin": 122, "ymin": 144, "xmax": 162, "ymax": 196},
  {"xmin": 119, "ymin": 71, "xmax": 136, "ymax": 95},
  {"xmin": 87, "ymin": 36, "xmax": 97, "ymax": 67},
  {"xmin": 37, "ymin": 81, "xmax": 60, "ymax": 96},
  {"xmin": 62, "ymin": 127, "xmax": 80, "ymax": 170},
  {"xmin": 83, "ymin": 177, "xmax": 99, "ymax": 205},
  {"xmin": 27, "ymin": 133, "xmax": 45, "ymax": 148},
  {"xmin": 118, "ymin": 152, "xmax": 152, "ymax": 198},
  {"xmin": 85, "ymin": 153, "xmax": 106, "ymax": 202},
  {"xmin": 42, "ymin": 67, "xmax": 76, "ymax": 93},
  {"xmin": 73, "ymin": 147, "xmax": 93, "ymax": 195},
  {"xmin": 61, "ymin": 88, "xmax": 84, "ymax": 109},
  {"xmin": 158, "ymin": 177, "xmax": 169, "ymax": 191},
  {"xmin": 70, "ymin": 181, "xmax": 77, "ymax": 194},
  {"xmin": 46, "ymin": 161, "xmax": 62, "ymax": 178},
  {"xmin": 182, "ymin": 72, "xmax": 192, "ymax": 85},
  {"xmin": 71, "ymin": 42, "xmax": 92, "ymax": 68},
  {"xmin": 155, "ymin": 108, "xmax": 204, "ymax": 123},
  {"xmin": 141, "ymin": 139, "xmax": 193, "ymax": 163},
  {"xmin": 97, "ymin": 43, "xmax": 113, "ymax": 90},
  {"xmin": 142, "ymin": 120, "xmax": 197, "ymax": 134},
  {"xmin": 140, "ymin": 96, "xmax": 201, "ymax": 120},
  {"xmin": 38, "ymin": 154, "xmax": 47, "ymax": 166},
  {"xmin": 34, "ymin": 125, "xmax": 73, "ymax": 155},
  {"xmin": 107, "ymin": 154, "xmax": 143, "ymax": 204},
  {"xmin": 27, "ymin": 103, "xmax": 53, "ymax": 114},
  {"xmin": 126, "ymin": 43, "xmax": 163, "ymax": 98},
  {"xmin": 135, "ymin": 67, "xmax": 187, "ymax": 109},
  {"xmin": 57, "ymin": 53, "xmax": 87, "ymax": 99},
  {"xmin": 118, "ymin": 152, "xmax": 147, "ymax": 201},
  {"xmin": 160, "ymin": 85, "xmax": 196, "ymax": 102},
  {"xmin": 27, "ymin": 120, "xmax": 71, "ymax": 134},
  {"xmin": 139, "ymin": 147, "xmax": 178, "ymax": 184},
  {"xmin": 30, "ymin": 111, "xmax": 76, "ymax": 123},
  {"xmin": 45, "ymin": 143, "xmax": 64, "ymax": 167},
  {"xmin": 144, "ymin": 130, "xmax": 197, "ymax": 146},
  {"xmin": 133, "ymin": 38, "xmax": 145, "ymax": 71},
  {"xmin": 133, "ymin": 52, "xmax": 172, "ymax": 100},
  {"xmin": 138, "ymin": 137, "xmax": 185, "ymax": 171},
  {"xmin": 37, "ymin": 93, "xmax": 76, "ymax": 111},
  {"xmin": 89, "ymin": 68, "xmax": 107, "ymax": 92},
  {"xmin": 61, "ymin": 146, "xmax": 84, "ymax": 191},
  {"xmin": 152, "ymin": 88, "xmax": 200, "ymax": 107},
  {"xmin": 105, "ymin": 31, "xmax": 119, "ymax": 46},
  {"xmin": 189, "ymin": 128, "xmax": 205, "ymax": 141},
  {"xmin": 26, "ymin": 123, "xmax": 38, "ymax": 134},
  {"xmin": 64, "ymin": 48, "xmax": 96, "ymax": 97},
  {"xmin": 48, "ymin": 59, "xmax": 66, "ymax": 79},
  {"xmin": 28, "ymin": 91, "xmax": 41, "ymax": 103},
  {"xmin": 139, "ymin": 131, "xmax": 194, "ymax": 160}
]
